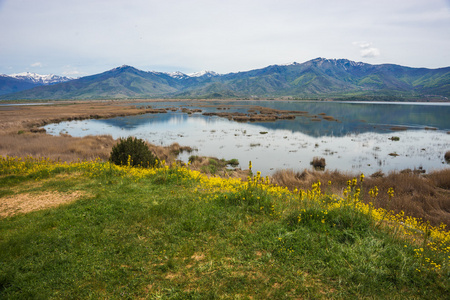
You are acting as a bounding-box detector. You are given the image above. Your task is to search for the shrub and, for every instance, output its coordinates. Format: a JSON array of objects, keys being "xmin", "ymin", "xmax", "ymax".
[
  {"xmin": 445, "ymin": 150, "xmax": 450, "ymax": 162},
  {"xmin": 227, "ymin": 158, "xmax": 239, "ymax": 167},
  {"xmin": 188, "ymin": 155, "xmax": 200, "ymax": 164},
  {"xmin": 109, "ymin": 137, "xmax": 157, "ymax": 167}
]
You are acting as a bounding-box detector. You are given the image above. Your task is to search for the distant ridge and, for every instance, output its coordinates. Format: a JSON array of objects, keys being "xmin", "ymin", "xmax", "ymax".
[
  {"xmin": 0, "ymin": 72, "xmax": 72, "ymax": 96},
  {"xmin": 1, "ymin": 58, "xmax": 449, "ymax": 100},
  {"xmin": 9, "ymin": 72, "xmax": 73, "ymax": 85}
]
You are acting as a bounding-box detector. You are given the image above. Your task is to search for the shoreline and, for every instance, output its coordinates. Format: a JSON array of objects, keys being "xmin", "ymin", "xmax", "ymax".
[{"xmin": 1, "ymin": 99, "xmax": 449, "ymax": 171}]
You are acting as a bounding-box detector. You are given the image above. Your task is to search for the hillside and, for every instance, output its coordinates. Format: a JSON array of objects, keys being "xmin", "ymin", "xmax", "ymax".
[
  {"xmin": 0, "ymin": 75, "xmax": 41, "ymax": 96},
  {"xmin": 1, "ymin": 58, "xmax": 449, "ymax": 100},
  {"xmin": 1, "ymin": 157, "xmax": 449, "ymax": 298}
]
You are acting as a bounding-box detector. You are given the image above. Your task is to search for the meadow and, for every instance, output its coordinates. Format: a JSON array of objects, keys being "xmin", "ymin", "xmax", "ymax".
[{"xmin": 1, "ymin": 156, "xmax": 450, "ymax": 299}]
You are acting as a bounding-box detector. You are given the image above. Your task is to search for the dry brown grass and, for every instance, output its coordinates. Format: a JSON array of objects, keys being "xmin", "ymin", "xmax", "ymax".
[
  {"xmin": 390, "ymin": 126, "xmax": 408, "ymax": 131},
  {"xmin": 147, "ymin": 142, "xmax": 193, "ymax": 164},
  {"xmin": 322, "ymin": 115, "xmax": 336, "ymax": 121},
  {"xmin": 0, "ymin": 131, "xmax": 193, "ymax": 166},
  {"xmin": 426, "ymin": 168, "xmax": 450, "ymax": 190},
  {"xmin": 272, "ymin": 169, "xmax": 352, "ymax": 195},
  {"xmin": 0, "ymin": 132, "xmax": 116, "ymax": 161},
  {"xmin": 185, "ymin": 155, "xmax": 248, "ymax": 178},
  {"xmin": 271, "ymin": 168, "xmax": 450, "ymax": 227},
  {"xmin": 0, "ymin": 100, "xmax": 164, "ymax": 134},
  {"xmin": 202, "ymin": 105, "xmax": 306, "ymax": 123}
]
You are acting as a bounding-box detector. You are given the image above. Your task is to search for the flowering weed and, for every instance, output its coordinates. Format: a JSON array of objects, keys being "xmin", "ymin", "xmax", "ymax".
[{"xmin": 1, "ymin": 156, "xmax": 449, "ymax": 298}]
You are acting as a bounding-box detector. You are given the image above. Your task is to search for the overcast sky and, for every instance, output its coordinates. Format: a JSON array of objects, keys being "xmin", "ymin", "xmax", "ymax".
[{"xmin": 1, "ymin": 0, "xmax": 449, "ymax": 77}]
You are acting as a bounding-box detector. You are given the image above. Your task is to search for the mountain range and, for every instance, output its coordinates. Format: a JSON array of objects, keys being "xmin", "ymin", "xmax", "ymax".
[
  {"xmin": 1, "ymin": 58, "xmax": 449, "ymax": 101},
  {"xmin": 0, "ymin": 72, "xmax": 72, "ymax": 96}
]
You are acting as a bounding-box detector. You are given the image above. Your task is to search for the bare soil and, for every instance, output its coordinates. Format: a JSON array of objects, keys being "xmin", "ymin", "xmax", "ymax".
[{"xmin": 0, "ymin": 191, "xmax": 85, "ymax": 217}]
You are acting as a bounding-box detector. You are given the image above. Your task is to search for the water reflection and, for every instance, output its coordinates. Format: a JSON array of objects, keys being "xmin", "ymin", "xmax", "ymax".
[{"xmin": 43, "ymin": 101, "xmax": 450, "ymax": 175}]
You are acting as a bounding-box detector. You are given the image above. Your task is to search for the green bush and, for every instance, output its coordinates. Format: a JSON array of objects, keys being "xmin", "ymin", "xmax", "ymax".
[{"xmin": 109, "ymin": 137, "xmax": 157, "ymax": 168}]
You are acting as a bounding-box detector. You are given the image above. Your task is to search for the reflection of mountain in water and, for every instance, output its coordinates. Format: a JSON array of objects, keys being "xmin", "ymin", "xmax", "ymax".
[
  {"xmin": 95, "ymin": 112, "xmax": 232, "ymax": 132},
  {"xmin": 251, "ymin": 118, "xmax": 370, "ymax": 137},
  {"xmin": 96, "ymin": 101, "xmax": 450, "ymax": 137}
]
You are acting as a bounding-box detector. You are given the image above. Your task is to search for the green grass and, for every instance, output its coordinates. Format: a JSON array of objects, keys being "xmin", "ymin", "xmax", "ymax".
[{"xmin": 0, "ymin": 157, "xmax": 449, "ymax": 299}]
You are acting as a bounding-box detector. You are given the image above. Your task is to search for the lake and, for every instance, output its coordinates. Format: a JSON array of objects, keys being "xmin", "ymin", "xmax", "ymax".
[{"xmin": 42, "ymin": 100, "xmax": 450, "ymax": 175}]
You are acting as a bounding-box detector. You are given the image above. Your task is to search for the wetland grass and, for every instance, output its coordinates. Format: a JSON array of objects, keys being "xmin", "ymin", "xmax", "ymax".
[
  {"xmin": 272, "ymin": 168, "xmax": 450, "ymax": 227},
  {"xmin": 322, "ymin": 115, "xmax": 336, "ymax": 121},
  {"xmin": 310, "ymin": 157, "xmax": 326, "ymax": 170}
]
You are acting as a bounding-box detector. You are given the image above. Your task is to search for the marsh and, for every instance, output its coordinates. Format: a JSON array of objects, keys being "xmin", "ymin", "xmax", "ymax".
[{"xmin": 42, "ymin": 100, "xmax": 450, "ymax": 175}]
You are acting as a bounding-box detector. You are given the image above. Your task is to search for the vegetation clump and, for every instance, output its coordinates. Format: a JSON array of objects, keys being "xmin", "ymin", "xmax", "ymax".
[
  {"xmin": 109, "ymin": 136, "xmax": 157, "ymax": 167},
  {"xmin": 310, "ymin": 156, "xmax": 326, "ymax": 170},
  {"xmin": 445, "ymin": 150, "xmax": 450, "ymax": 163},
  {"xmin": 188, "ymin": 155, "xmax": 240, "ymax": 175}
]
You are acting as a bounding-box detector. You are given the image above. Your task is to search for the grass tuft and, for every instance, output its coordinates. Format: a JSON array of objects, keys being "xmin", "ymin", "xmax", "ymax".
[{"xmin": 310, "ymin": 157, "xmax": 326, "ymax": 170}]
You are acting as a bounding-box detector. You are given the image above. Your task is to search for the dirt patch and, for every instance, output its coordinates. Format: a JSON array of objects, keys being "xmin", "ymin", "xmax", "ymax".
[
  {"xmin": 190, "ymin": 253, "xmax": 205, "ymax": 261},
  {"xmin": 0, "ymin": 191, "xmax": 85, "ymax": 217}
]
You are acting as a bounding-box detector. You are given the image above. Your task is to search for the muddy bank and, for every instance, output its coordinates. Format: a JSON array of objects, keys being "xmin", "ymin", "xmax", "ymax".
[
  {"xmin": 200, "ymin": 105, "xmax": 338, "ymax": 123},
  {"xmin": 0, "ymin": 100, "xmax": 169, "ymax": 161},
  {"xmin": 0, "ymin": 100, "xmax": 171, "ymax": 133}
]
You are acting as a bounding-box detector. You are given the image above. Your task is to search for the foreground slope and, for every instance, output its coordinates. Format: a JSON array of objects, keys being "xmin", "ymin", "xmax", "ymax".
[{"xmin": 1, "ymin": 157, "xmax": 449, "ymax": 298}]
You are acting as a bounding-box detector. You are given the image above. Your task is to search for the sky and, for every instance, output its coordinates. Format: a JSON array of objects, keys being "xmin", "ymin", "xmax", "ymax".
[{"xmin": 1, "ymin": 0, "xmax": 449, "ymax": 77}]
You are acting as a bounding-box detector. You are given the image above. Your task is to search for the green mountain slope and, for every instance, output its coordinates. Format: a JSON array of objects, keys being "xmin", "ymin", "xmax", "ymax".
[
  {"xmin": 1, "ymin": 58, "xmax": 449, "ymax": 100},
  {"xmin": 0, "ymin": 76, "xmax": 40, "ymax": 96},
  {"xmin": 0, "ymin": 66, "xmax": 182, "ymax": 100}
]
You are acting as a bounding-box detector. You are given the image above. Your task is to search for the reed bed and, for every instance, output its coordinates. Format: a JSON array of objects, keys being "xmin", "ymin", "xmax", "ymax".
[
  {"xmin": 0, "ymin": 132, "xmax": 115, "ymax": 161},
  {"xmin": 272, "ymin": 168, "xmax": 450, "ymax": 227}
]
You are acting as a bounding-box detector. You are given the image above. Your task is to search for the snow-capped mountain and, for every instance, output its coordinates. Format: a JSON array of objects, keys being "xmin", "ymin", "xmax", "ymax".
[
  {"xmin": 187, "ymin": 70, "xmax": 219, "ymax": 78},
  {"xmin": 9, "ymin": 72, "xmax": 73, "ymax": 85},
  {"xmin": 166, "ymin": 71, "xmax": 189, "ymax": 79},
  {"xmin": 1, "ymin": 58, "xmax": 449, "ymax": 100},
  {"xmin": 166, "ymin": 70, "xmax": 220, "ymax": 79}
]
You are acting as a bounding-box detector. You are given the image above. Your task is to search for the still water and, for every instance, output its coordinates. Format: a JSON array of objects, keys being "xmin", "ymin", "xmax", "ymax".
[{"xmin": 43, "ymin": 100, "xmax": 450, "ymax": 175}]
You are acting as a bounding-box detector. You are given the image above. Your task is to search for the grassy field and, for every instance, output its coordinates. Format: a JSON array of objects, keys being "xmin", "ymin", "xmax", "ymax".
[{"xmin": 1, "ymin": 156, "xmax": 449, "ymax": 299}]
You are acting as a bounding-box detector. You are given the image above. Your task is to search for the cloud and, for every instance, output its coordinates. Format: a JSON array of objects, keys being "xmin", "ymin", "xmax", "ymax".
[
  {"xmin": 353, "ymin": 42, "xmax": 381, "ymax": 58},
  {"xmin": 361, "ymin": 47, "xmax": 381, "ymax": 58},
  {"xmin": 62, "ymin": 66, "xmax": 86, "ymax": 78},
  {"xmin": 30, "ymin": 62, "xmax": 43, "ymax": 67}
]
